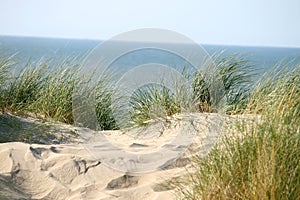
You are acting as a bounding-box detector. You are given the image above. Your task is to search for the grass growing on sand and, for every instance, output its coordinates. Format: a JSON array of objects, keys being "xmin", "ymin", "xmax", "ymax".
[
  {"xmin": 0, "ymin": 55, "xmax": 116, "ymax": 131},
  {"xmin": 0, "ymin": 53, "xmax": 254, "ymax": 129},
  {"xmin": 175, "ymin": 64, "xmax": 300, "ymax": 199},
  {"xmin": 129, "ymin": 54, "xmax": 254, "ymax": 126},
  {"xmin": 0, "ymin": 53, "xmax": 299, "ymax": 199}
]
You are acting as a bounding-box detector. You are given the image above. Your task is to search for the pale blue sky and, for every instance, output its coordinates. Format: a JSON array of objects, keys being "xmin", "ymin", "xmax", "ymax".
[{"xmin": 1, "ymin": 0, "xmax": 299, "ymax": 47}]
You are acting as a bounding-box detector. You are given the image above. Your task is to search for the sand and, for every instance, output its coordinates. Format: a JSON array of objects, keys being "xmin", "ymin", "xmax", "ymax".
[{"xmin": 0, "ymin": 112, "xmax": 253, "ymax": 199}]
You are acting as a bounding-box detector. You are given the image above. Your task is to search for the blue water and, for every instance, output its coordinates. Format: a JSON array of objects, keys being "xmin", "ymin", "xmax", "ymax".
[{"xmin": 0, "ymin": 35, "xmax": 299, "ymax": 76}]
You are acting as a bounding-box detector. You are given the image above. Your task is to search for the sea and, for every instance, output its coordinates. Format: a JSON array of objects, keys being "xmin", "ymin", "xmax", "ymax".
[{"xmin": 0, "ymin": 35, "xmax": 300, "ymax": 79}]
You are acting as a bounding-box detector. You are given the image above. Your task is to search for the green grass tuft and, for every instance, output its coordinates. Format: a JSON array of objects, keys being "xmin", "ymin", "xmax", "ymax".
[
  {"xmin": 129, "ymin": 54, "xmax": 255, "ymax": 126},
  {"xmin": 129, "ymin": 85, "xmax": 182, "ymax": 126},
  {"xmin": 176, "ymin": 63, "xmax": 300, "ymax": 200},
  {"xmin": 193, "ymin": 53, "xmax": 255, "ymax": 113},
  {"xmin": 0, "ymin": 57, "xmax": 116, "ymax": 130}
]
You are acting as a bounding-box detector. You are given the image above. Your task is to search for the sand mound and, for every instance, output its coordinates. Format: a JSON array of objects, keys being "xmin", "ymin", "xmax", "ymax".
[
  {"xmin": 0, "ymin": 142, "xmax": 187, "ymax": 199},
  {"xmin": 0, "ymin": 113, "xmax": 256, "ymax": 199}
]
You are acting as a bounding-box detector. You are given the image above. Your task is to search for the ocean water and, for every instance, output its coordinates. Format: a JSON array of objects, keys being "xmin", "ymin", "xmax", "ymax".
[{"xmin": 0, "ymin": 35, "xmax": 300, "ymax": 76}]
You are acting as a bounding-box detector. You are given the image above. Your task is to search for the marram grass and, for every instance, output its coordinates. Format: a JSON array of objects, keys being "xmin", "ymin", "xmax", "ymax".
[
  {"xmin": 0, "ymin": 56, "xmax": 116, "ymax": 130},
  {"xmin": 0, "ymin": 53, "xmax": 254, "ymax": 129},
  {"xmin": 175, "ymin": 64, "xmax": 300, "ymax": 200},
  {"xmin": 0, "ymin": 53, "xmax": 299, "ymax": 199},
  {"xmin": 129, "ymin": 54, "xmax": 254, "ymax": 126},
  {"xmin": 0, "ymin": 54, "xmax": 15, "ymax": 109}
]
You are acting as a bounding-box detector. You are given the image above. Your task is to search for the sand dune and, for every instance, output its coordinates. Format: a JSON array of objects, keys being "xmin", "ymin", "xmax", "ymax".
[
  {"xmin": 0, "ymin": 141, "xmax": 186, "ymax": 199},
  {"xmin": 0, "ymin": 113, "xmax": 253, "ymax": 199}
]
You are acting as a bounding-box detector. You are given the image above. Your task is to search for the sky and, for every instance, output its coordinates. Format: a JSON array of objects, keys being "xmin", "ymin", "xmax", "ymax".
[{"xmin": 0, "ymin": 0, "xmax": 300, "ymax": 47}]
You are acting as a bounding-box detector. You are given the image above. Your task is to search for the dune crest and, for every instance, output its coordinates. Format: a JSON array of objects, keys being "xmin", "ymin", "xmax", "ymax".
[{"xmin": 0, "ymin": 113, "xmax": 252, "ymax": 199}]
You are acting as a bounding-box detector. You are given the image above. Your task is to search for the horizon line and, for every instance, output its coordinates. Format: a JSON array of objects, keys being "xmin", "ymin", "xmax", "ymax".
[{"xmin": 1, "ymin": 34, "xmax": 300, "ymax": 49}]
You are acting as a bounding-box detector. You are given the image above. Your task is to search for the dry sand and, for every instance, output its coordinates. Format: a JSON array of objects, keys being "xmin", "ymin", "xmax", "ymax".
[{"xmin": 0, "ymin": 113, "xmax": 254, "ymax": 200}]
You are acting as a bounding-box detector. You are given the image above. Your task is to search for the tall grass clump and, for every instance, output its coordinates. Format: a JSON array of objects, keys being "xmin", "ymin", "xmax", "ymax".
[
  {"xmin": 3, "ymin": 61, "xmax": 46, "ymax": 111},
  {"xmin": 176, "ymin": 63, "xmax": 300, "ymax": 200},
  {"xmin": 129, "ymin": 84, "xmax": 182, "ymax": 126},
  {"xmin": 0, "ymin": 55, "xmax": 13, "ymax": 86},
  {"xmin": 128, "ymin": 54, "xmax": 254, "ymax": 126},
  {"xmin": 95, "ymin": 77, "xmax": 118, "ymax": 130},
  {"xmin": 0, "ymin": 56, "xmax": 116, "ymax": 130},
  {"xmin": 0, "ymin": 55, "xmax": 14, "ymax": 110},
  {"xmin": 193, "ymin": 54, "xmax": 254, "ymax": 113},
  {"xmin": 30, "ymin": 63, "xmax": 79, "ymax": 123}
]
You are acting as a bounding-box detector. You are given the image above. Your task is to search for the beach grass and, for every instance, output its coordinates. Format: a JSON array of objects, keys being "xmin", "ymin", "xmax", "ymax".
[
  {"xmin": 175, "ymin": 63, "xmax": 300, "ymax": 199},
  {"xmin": 0, "ymin": 53, "xmax": 268, "ymax": 129},
  {"xmin": 0, "ymin": 54, "xmax": 15, "ymax": 110},
  {"xmin": 0, "ymin": 53, "xmax": 299, "ymax": 198},
  {"xmin": 128, "ymin": 54, "xmax": 254, "ymax": 126},
  {"xmin": 0, "ymin": 56, "xmax": 116, "ymax": 130},
  {"xmin": 193, "ymin": 53, "xmax": 255, "ymax": 113},
  {"xmin": 129, "ymin": 84, "xmax": 182, "ymax": 126},
  {"xmin": 29, "ymin": 61, "xmax": 79, "ymax": 124}
]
